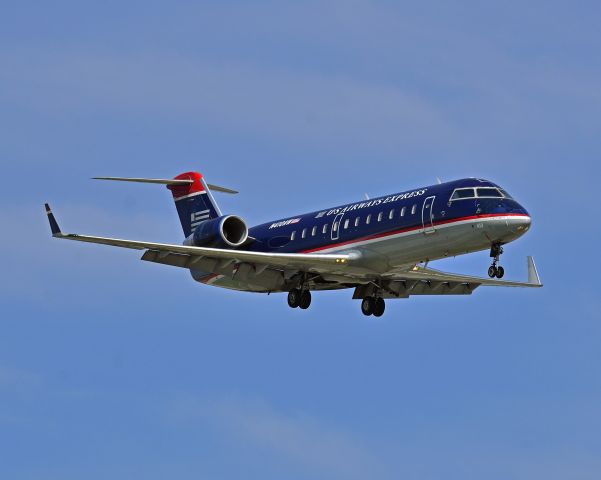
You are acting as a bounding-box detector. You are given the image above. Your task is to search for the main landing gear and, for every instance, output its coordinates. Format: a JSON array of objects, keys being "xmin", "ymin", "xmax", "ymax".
[
  {"xmin": 287, "ymin": 288, "xmax": 312, "ymax": 309},
  {"xmin": 361, "ymin": 296, "xmax": 385, "ymax": 317},
  {"xmin": 488, "ymin": 243, "xmax": 505, "ymax": 279}
]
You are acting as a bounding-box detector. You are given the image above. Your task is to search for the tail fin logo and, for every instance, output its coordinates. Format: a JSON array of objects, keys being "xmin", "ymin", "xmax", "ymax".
[
  {"xmin": 191, "ymin": 210, "xmax": 211, "ymax": 230},
  {"xmin": 167, "ymin": 172, "xmax": 224, "ymax": 236}
]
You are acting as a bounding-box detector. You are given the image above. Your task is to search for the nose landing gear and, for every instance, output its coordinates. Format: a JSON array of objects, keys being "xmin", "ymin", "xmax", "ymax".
[
  {"xmin": 488, "ymin": 243, "xmax": 505, "ymax": 279},
  {"xmin": 488, "ymin": 265, "xmax": 505, "ymax": 278}
]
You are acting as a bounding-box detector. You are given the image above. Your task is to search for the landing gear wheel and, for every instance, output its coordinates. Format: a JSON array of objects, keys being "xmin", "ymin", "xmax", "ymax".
[
  {"xmin": 489, "ymin": 243, "xmax": 505, "ymax": 279},
  {"xmin": 361, "ymin": 297, "xmax": 375, "ymax": 316},
  {"xmin": 299, "ymin": 290, "xmax": 312, "ymax": 309},
  {"xmin": 373, "ymin": 297, "xmax": 386, "ymax": 317},
  {"xmin": 287, "ymin": 288, "xmax": 301, "ymax": 308}
]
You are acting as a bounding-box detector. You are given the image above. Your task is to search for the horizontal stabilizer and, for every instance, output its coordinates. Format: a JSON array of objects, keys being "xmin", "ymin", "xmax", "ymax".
[
  {"xmin": 206, "ymin": 184, "xmax": 238, "ymax": 194},
  {"xmin": 93, "ymin": 176, "xmax": 193, "ymax": 185},
  {"xmin": 93, "ymin": 176, "xmax": 238, "ymax": 194}
]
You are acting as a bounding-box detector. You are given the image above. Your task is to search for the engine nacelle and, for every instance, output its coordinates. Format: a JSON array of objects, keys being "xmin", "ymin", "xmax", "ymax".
[{"xmin": 184, "ymin": 215, "xmax": 248, "ymax": 249}]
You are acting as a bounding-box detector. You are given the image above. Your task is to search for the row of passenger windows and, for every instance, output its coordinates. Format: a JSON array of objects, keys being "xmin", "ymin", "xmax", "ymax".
[{"xmin": 289, "ymin": 204, "xmax": 418, "ymax": 240}]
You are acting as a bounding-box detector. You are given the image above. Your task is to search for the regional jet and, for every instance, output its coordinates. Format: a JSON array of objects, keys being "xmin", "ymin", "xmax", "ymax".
[{"xmin": 45, "ymin": 171, "xmax": 541, "ymax": 316}]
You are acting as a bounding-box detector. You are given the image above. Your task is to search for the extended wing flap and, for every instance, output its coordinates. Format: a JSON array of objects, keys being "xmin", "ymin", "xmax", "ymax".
[{"xmin": 141, "ymin": 250, "xmax": 192, "ymax": 268}]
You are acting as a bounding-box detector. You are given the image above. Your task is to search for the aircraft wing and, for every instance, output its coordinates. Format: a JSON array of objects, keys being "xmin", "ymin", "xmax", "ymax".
[
  {"xmin": 393, "ymin": 257, "xmax": 542, "ymax": 288},
  {"xmin": 354, "ymin": 257, "xmax": 542, "ymax": 299},
  {"xmin": 44, "ymin": 204, "xmax": 352, "ymax": 272}
]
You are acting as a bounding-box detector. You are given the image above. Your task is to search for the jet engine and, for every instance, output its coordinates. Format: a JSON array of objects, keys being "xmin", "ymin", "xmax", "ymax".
[{"xmin": 184, "ymin": 215, "xmax": 248, "ymax": 248}]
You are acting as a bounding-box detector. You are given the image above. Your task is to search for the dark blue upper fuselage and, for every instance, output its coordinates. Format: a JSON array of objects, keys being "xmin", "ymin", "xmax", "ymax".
[{"xmin": 246, "ymin": 178, "xmax": 529, "ymax": 254}]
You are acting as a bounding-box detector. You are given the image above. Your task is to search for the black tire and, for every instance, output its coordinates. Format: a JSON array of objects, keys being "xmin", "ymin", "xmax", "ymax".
[
  {"xmin": 287, "ymin": 288, "xmax": 301, "ymax": 308},
  {"xmin": 361, "ymin": 297, "xmax": 374, "ymax": 316},
  {"xmin": 488, "ymin": 265, "xmax": 497, "ymax": 278},
  {"xmin": 299, "ymin": 290, "xmax": 312, "ymax": 310},
  {"xmin": 495, "ymin": 266, "xmax": 505, "ymax": 279},
  {"xmin": 373, "ymin": 297, "xmax": 385, "ymax": 317}
]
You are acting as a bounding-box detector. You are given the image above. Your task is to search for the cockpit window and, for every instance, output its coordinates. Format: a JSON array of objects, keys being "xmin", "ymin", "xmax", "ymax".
[
  {"xmin": 500, "ymin": 189, "xmax": 513, "ymax": 199},
  {"xmin": 477, "ymin": 187, "xmax": 504, "ymax": 198},
  {"xmin": 450, "ymin": 188, "xmax": 476, "ymax": 200}
]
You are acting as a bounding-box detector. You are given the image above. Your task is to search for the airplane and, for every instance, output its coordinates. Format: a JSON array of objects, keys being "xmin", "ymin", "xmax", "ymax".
[{"xmin": 45, "ymin": 171, "xmax": 542, "ymax": 317}]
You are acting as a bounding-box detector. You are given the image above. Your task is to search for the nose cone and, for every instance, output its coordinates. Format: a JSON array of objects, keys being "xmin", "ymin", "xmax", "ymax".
[{"xmin": 509, "ymin": 214, "xmax": 531, "ymax": 235}]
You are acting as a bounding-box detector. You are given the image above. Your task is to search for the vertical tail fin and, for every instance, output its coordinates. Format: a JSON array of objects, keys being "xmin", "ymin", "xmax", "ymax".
[
  {"xmin": 167, "ymin": 172, "xmax": 223, "ymax": 237},
  {"xmin": 92, "ymin": 172, "xmax": 236, "ymax": 238}
]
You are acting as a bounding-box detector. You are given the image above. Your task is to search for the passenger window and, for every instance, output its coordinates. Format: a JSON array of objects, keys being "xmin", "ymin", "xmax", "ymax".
[
  {"xmin": 291, "ymin": 231, "xmax": 296, "ymax": 241},
  {"xmin": 344, "ymin": 219, "xmax": 350, "ymax": 229},
  {"xmin": 389, "ymin": 209, "xmax": 394, "ymax": 220},
  {"xmin": 355, "ymin": 217, "xmax": 360, "ymax": 227},
  {"xmin": 411, "ymin": 205, "xmax": 416, "ymax": 215},
  {"xmin": 312, "ymin": 226, "xmax": 317, "ymax": 236},
  {"xmin": 323, "ymin": 224, "xmax": 328, "ymax": 234},
  {"xmin": 366, "ymin": 214, "xmax": 371, "ymax": 225},
  {"xmin": 301, "ymin": 228, "xmax": 307, "ymax": 239},
  {"xmin": 378, "ymin": 212, "xmax": 383, "ymax": 222},
  {"xmin": 400, "ymin": 207, "xmax": 406, "ymax": 217},
  {"xmin": 450, "ymin": 188, "xmax": 476, "ymax": 200},
  {"xmin": 477, "ymin": 187, "xmax": 503, "ymax": 198}
]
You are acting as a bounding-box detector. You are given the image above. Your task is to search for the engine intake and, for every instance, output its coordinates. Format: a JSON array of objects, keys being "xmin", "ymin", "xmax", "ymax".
[{"xmin": 184, "ymin": 215, "xmax": 248, "ymax": 248}]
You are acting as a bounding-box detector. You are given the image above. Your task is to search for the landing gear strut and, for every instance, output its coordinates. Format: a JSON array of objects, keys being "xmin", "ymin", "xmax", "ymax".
[
  {"xmin": 361, "ymin": 296, "xmax": 385, "ymax": 317},
  {"xmin": 488, "ymin": 243, "xmax": 505, "ymax": 279},
  {"xmin": 287, "ymin": 288, "xmax": 311, "ymax": 309}
]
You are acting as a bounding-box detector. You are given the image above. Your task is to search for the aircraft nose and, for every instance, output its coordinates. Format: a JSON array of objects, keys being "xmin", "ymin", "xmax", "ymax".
[{"xmin": 510, "ymin": 215, "xmax": 531, "ymax": 234}]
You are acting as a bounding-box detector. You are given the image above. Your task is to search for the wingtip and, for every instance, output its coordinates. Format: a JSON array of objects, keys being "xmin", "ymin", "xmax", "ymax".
[
  {"xmin": 527, "ymin": 256, "xmax": 542, "ymax": 286},
  {"xmin": 44, "ymin": 203, "xmax": 62, "ymax": 236}
]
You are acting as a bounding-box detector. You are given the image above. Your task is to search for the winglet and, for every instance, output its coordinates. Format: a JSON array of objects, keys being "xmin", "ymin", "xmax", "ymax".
[
  {"xmin": 527, "ymin": 256, "xmax": 542, "ymax": 286},
  {"xmin": 44, "ymin": 203, "xmax": 62, "ymax": 236}
]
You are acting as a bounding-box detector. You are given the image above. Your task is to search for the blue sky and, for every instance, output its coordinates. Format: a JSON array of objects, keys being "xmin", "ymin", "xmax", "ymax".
[{"xmin": 1, "ymin": 1, "xmax": 600, "ymax": 478}]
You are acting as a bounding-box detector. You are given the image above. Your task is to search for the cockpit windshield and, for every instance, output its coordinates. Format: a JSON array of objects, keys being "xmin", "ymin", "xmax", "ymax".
[
  {"xmin": 450, "ymin": 188, "xmax": 475, "ymax": 200},
  {"xmin": 476, "ymin": 187, "xmax": 504, "ymax": 198},
  {"xmin": 450, "ymin": 186, "xmax": 507, "ymax": 201}
]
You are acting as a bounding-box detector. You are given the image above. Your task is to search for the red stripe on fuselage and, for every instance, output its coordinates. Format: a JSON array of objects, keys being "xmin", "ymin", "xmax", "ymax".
[{"xmin": 300, "ymin": 213, "xmax": 529, "ymax": 254}]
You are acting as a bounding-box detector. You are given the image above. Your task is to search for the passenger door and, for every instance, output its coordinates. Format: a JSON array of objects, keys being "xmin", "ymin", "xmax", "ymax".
[
  {"xmin": 422, "ymin": 196, "xmax": 436, "ymax": 234},
  {"xmin": 331, "ymin": 213, "xmax": 344, "ymax": 241}
]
